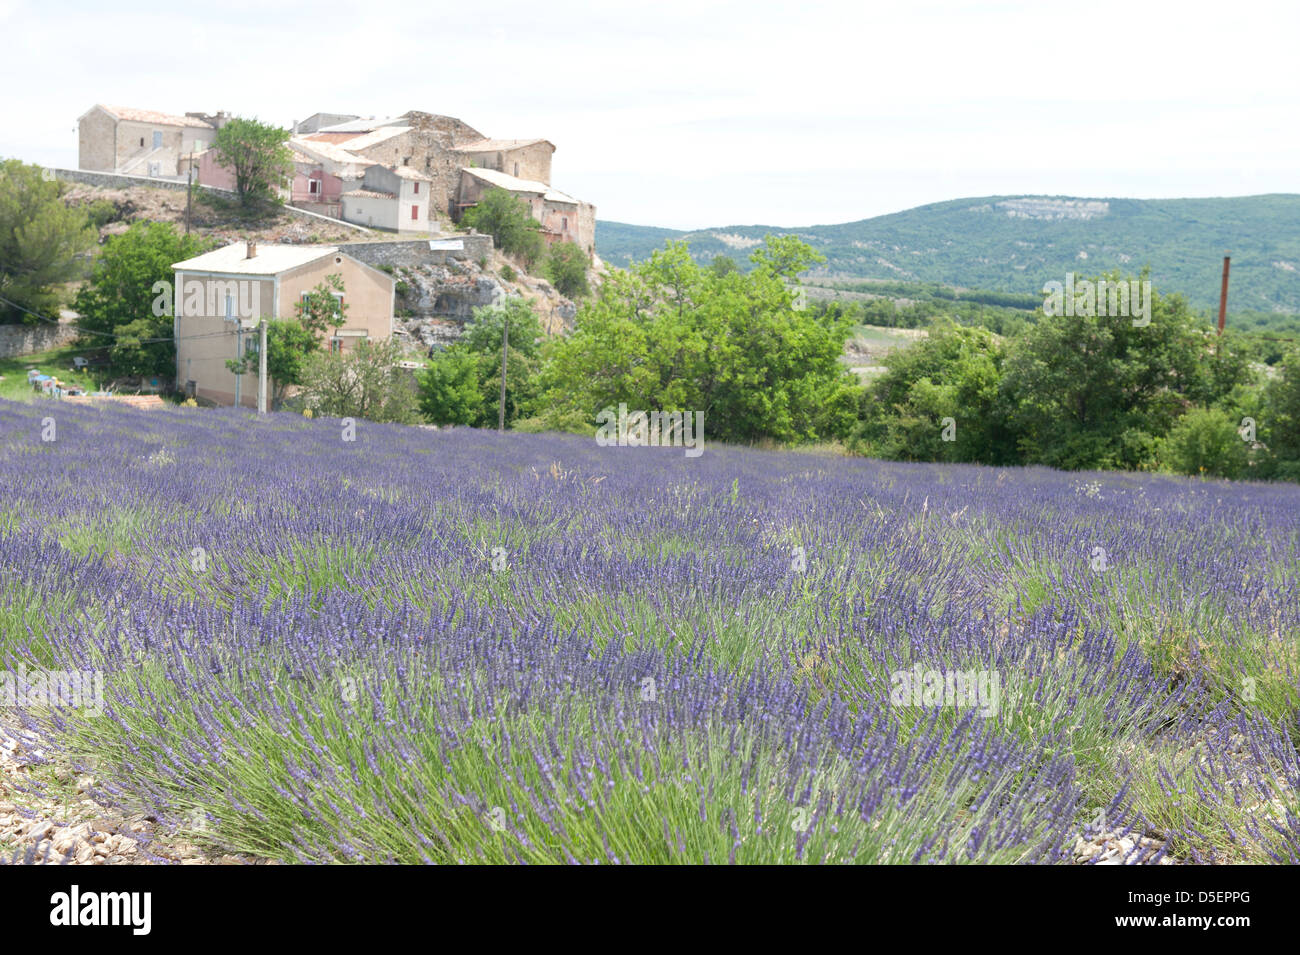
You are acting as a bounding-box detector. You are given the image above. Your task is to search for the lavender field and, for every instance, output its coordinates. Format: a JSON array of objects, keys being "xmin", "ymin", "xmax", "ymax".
[{"xmin": 1, "ymin": 397, "xmax": 1298, "ymax": 864}]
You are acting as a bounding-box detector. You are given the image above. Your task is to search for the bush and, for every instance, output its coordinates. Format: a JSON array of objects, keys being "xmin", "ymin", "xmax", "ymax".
[
  {"xmin": 461, "ymin": 188, "xmax": 545, "ymax": 267},
  {"xmin": 545, "ymin": 241, "xmax": 590, "ymax": 299},
  {"xmin": 1160, "ymin": 407, "xmax": 1250, "ymax": 479}
]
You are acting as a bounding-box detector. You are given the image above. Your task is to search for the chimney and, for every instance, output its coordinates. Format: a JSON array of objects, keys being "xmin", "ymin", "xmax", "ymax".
[{"xmin": 246, "ymin": 240, "xmax": 257, "ymax": 259}]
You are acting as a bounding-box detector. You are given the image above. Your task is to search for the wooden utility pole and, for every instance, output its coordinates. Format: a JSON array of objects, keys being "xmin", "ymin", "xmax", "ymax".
[
  {"xmin": 257, "ymin": 318, "xmax": 268, "ymax": 415},
  {"xmin": 1217, "ymin": 253, "xmax": 1231, "ymax": 335},
  {"xmin": 498, "ymin": 317, "xmax": 509, "ymax": 432},
  {"xmin": 185, "ymin": 163, "xmax": 193, "ymax": 235}
]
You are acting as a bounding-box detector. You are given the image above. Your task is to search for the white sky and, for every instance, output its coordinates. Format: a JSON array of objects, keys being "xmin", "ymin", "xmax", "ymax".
[{"xmin": 1, "ymin": 0, "xmax": 1296, "ymax": 229}]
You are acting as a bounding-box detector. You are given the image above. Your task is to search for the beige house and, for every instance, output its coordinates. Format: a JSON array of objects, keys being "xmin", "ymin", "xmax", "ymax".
[
  {"xmin": 171, "ymin": 241, "xmax": 395, "ymax": 407},
  {"xmin": 78, "ymin": 105, "xmax": 219, "ymax": 178}
]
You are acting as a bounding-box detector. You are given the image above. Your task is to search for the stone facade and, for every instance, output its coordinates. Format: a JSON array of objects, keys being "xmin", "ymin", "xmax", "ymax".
[{"xmin": 77, "ymin": 106, "xmax": 217, "ymax": 178}]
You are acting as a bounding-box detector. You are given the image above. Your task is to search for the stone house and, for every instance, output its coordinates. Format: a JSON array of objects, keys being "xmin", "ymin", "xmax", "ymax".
[
  {"xmin": 77, "ymin": 105, "xmax": 221, "ymax": 178},
  {"xmin": 458, "ymin": 168, "xmax": 595, "ymax": 254},
  {"xmin": 171, "ymin": 241, "xmax": 394, "ymax": 407},
  {"xmin": 453, "ymin": 138, "xmax": 554, "ymax": 185}
]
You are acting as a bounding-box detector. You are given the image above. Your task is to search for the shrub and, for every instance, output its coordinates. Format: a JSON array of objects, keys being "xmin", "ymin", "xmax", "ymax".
[{"xmin": 1161, "ymin": 407, "xmax": 1250, "ymax": 479}]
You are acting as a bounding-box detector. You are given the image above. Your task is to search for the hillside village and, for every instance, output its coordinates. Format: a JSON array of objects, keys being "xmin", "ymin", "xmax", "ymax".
[
  {"xmin": 50, "ymin": 104, "xmax": 601, "ymax": 407},
  {"xmin": 76, "ymin": 105, "xmax": 595, "ymax": 251}
]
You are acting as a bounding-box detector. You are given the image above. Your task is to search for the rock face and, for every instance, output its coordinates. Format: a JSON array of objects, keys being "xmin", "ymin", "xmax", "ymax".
[{"xmin": 388, "ymin": 255, "xmax": 577, "ymax": 348}]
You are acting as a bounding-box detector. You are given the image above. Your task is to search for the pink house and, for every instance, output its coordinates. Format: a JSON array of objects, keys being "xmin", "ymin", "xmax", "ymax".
[{"xmin": 196, "ymin": 148, "xmax": 339, "ymax": 213}]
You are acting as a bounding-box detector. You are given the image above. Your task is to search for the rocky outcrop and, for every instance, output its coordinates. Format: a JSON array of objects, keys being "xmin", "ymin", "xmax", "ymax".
[{"xmin": 388, "ymin": 254, "xmax": 577, "ymax": 347}]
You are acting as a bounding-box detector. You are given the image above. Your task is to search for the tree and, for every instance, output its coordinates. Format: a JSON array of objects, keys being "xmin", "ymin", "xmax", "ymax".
[
  {"xmin": 211, "ymin": 118, "xmax": 293, "ymax": 207},
  {"xmin": 1160, "ymin": 407, "xmax": 1250, "ymax": 479},
  {"xmin": 300, "ymin": 338, "xmax": 419, "ymax": 423},
  {"xmin": 709, "ymin": 255, "xmax": 740, "ymax": 277},
  {"xmin": 461, "ymin": 187, "xmax": 544, "ymax": 266},
  {"xmin": 545, "ymin": 241, "xmax": 590, "ymax": 298},
  {"xmin": 0, "ymin": 160, "xmax": 96, "ymax": 322},
  {"xmin": 999, "ymin": 273, "xmax": 1250, "ymax": 471},
  {"xmin": 1263, "ymin": 348, "xmax": 1300, "ymax": 479},
  {"xmin": 852, "ymin": 324, "xmax": 1012, "ymax": 463},
  {"xmin": 73, "ymin": 221, "xmax": 211, "ymax": 381},
  {"xmin": 417, "ymin": 298, "xmax": 544, "ymax": 427},
  {"xmin": 532, "ymin": 237, "xmax": 859, "ymax": 444}
]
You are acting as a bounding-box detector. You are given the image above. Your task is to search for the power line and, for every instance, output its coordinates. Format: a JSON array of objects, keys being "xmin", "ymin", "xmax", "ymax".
[{"xmin": 0, "ymin": 292, "xmax": 244, "ymax": 345}]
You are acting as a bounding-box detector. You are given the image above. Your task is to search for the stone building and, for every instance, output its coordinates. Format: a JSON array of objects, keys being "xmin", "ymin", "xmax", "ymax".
[{"xmin": 77, "ymin": 104, "xmax": 221, "ymax": 178}]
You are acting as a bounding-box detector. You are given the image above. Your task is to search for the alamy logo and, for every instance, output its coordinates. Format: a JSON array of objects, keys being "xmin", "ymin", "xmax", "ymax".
[
  {"xmin": 889, "ymin": 666, "xmax": 1001, "ymax": 717},
  {"xmin": 1, "ymin": 664, "xmax": 103, "ymax": 716},
  {"xmin": 1042, "ymin": 274, "xmax": 1151, "ymax": 326},
  {"xmin": 50, "ymin": 886, "xmax": 151, "ymax": 935},
  {"xmin": 151, "ymin": 278, "xmax": 263, "ymax": 319},
  {"xmin": 595, "ymin": 404, "xmax": 704, "ymax": 457}
]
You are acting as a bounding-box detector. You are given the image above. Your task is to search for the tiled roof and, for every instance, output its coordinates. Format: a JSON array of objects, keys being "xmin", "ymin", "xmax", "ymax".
[
  {"xmin": 100, "ymin": 105, "xmax": 213, "ymax": 129},
  {"xmin": 456, "ymin": 137, "xmax": 553, "ymax": 153},
  {"xmin": 462, "ymin": 167, "xmax": 577, "ymax": 204},
  {"xmin": 341, "ymin": 126, "xmax": 412, "ymax": 151},
  {"xmin": 172, "ymin": 241, "xmax": 339, "ymax": 275},
  {"xmin": 316, "ymin": 117, "xmax": 404, "ymax": 133},
  {"xmin": 343, "ymin": 189, "xmax": 395, "ymax": 200},
  {"xmin": 390, "ymin": 166, "xmax": 432, "ymax": 180}
]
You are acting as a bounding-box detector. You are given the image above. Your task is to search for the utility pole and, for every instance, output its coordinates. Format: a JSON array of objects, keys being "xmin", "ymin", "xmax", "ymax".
[
  {"xmin": 257, "ymin": 317, "xmax": 268, "ymax": 415},
  {"xmin": 234, "ymin": 324, "xmax": 242, "ymax": 408},
  {"xmin": 498, "ymin": 316, "xmax": 509, "ymax": 433},
  {"xmin": 1217, "ymin": 253, "xmax": 1231, "ymax": 335},
  {"xmin": 185, "ymin": 161, "xmax": 193, "ymax": 235}
]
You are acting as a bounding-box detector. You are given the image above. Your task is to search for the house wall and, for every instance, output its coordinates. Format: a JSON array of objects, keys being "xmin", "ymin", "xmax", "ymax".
[
  {"xmin": 291, "ymin": 165, "xmax": 344, "ymax": 204},
  {"xmin": 342, "ymin": 194, "xmax": 398, "ymax": 230},
  {"xmin": 456, "ymin": 141, "xmax": 553, "ymax": 184},
  {"xmin": 278, "ymin": 254, "xmax": 395, "ymax": 352},
  {"xmin": 114, "ymin": 120, "xmax": 214, "ymax": 177},
  {"xmin": 197, "ymin": 150, "xmax": 237, "ymax": 190},
  {"xmin": 172, "ymin": 253, "xmax": 393, "ymax": 407},
  {"xmin": 172, "ymin": 273, "xmax": 275, "ymax": 407},
  {"xmin": 77, "ymin": 108, "xmax": 117, "ymax": 172}
]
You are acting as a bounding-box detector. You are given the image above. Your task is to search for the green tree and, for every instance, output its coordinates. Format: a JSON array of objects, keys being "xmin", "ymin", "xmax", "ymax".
[
  {"xmin": 852, "ymin": 324, "xmax": 1012, "ymax": 463},
  {"xmin": 533, "ymin": 237, "xmax": 859, "ymax": 444},
  {"xmin": 461, "ymin": 187, "xmax": 544, "ymax": 266},
  {"xmin": 545, "ymin": 241, "xmax": 590, "ymax": 298},
  {"xmin": 1263, "ymin": 348, "xmax": 1300, "ymax": 479},
  {"xmin": 417, "ymin": 298, "xmax": 543, "ymax": 427},
  {"xmin": 300, "ymin": 338, "xmax": 419, "ymax": 423},
  {"xmin": 0, "ymin": 160, "xmax": 96, "ymax": 322},
  {"xmin": 709, "ymin": 255, "xmax": 740, "ymax": 277},
  {"xmin": 1160, "ymin": 407, "xmax": 1250, "ymax": 479},
  {"xmin": 1000, "ymin": 274, "xmax": 1249, "ymax": 470},
  {"xmin": 211, "ymin": 118, "xmax": 293, "ymax": 207},
  {"xmin": 72, "ymin": 221, "xmax": 211, "ymax": 381},
  {"xmin": 225, "ymin": 318, "xmax": 318, "ymax": 409}
]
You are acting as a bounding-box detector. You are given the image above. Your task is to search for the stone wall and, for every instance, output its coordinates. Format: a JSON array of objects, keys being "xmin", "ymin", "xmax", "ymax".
[
  {"xmin": 0, "ymin": 321, "xmax": 79, "ymax": 359},
  {"xmin": 53, "ymin": 168, "xmax": 189, "ymax": 190},
  {"xmin": 337, "ymin": 234, "xmax": 494, "ymax": 268}
]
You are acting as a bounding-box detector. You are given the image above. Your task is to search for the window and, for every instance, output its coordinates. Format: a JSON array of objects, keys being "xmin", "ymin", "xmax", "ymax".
[
  {"xmin": 330, "ymin": 292, "xmax": 345, "ymax": 317},
  {"xmin": 562, "ymin": 216, "xmax": 568, "ymax": 231},
  {"xmin": 152, "ymin": 131, "xmax": 163, "ymax": 149},
  {"xmin": 513, "ymin": 163, "xmax": 519, "ymax": 177},
  {"xmin": 412, "ymin": 182, "xmax": 419, "ymax": 194},
  {"xmin": 224, "ymin": 294, "xmax": 235, "ymax": 320},
  {"xmin": 140, "ymin": 137, "xmax": 145, "ymax": 148},
  {"xmin": 308, "ymin": 178, "xmax": 322, "ymax": 196},
  {"xmin": 412, "ymin": 205, "xmax": 420, "ymax": 220}
]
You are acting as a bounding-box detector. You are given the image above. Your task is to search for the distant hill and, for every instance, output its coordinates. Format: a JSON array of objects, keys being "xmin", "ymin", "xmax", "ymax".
[{"xmin": 597, "ymin": 195, "xmax": 1300, "ymax": 313}]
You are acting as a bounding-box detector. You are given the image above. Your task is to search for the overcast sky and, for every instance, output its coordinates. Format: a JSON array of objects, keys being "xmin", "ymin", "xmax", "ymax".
[{"xmin": 2, "ymin": 0, "xmax": 1296, "ymax": 229}]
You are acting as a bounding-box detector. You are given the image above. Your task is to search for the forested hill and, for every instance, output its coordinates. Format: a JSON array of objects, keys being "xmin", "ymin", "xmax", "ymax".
[{"xmin": 597, "ymin": 194, "xmax": 1300, "ymax": 313}]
